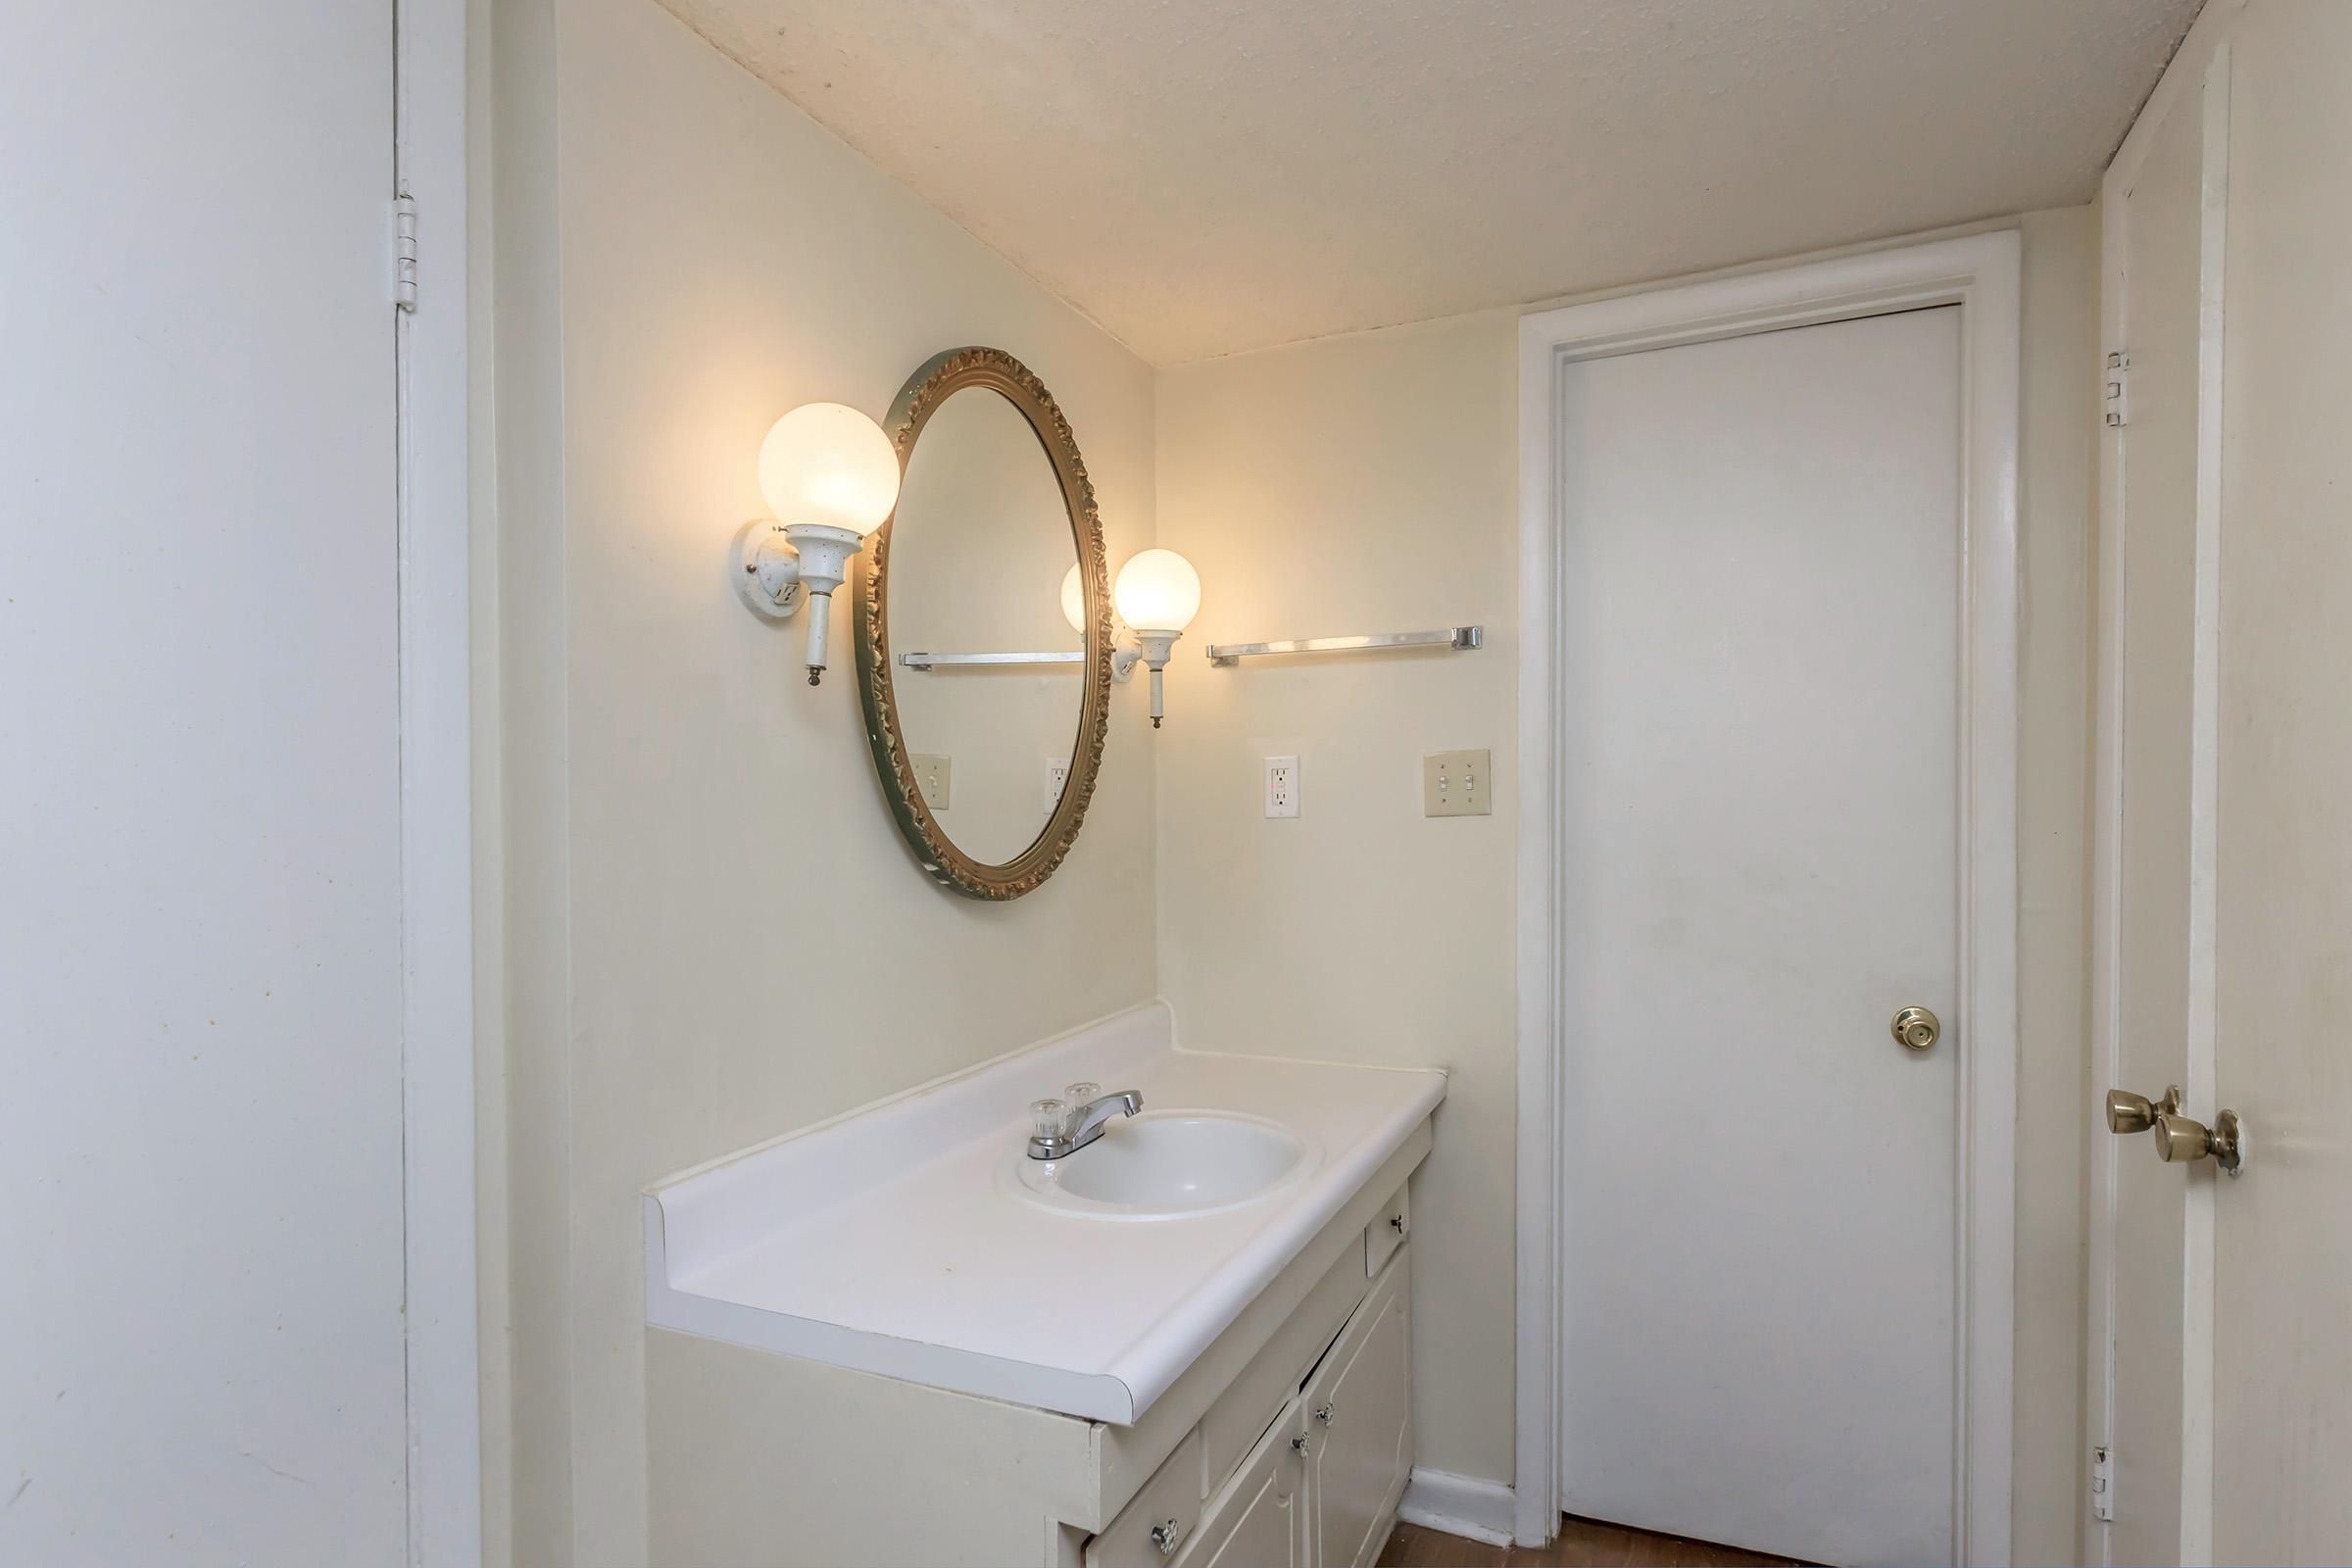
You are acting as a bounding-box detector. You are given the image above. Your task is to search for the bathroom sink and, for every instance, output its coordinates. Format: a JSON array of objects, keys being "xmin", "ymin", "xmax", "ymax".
[{"xmin": 1005, "ymin": 1110, "xmax": 1319, "ymax": 1220}]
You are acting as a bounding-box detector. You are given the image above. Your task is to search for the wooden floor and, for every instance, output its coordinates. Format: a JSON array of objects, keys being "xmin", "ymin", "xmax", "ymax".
[{"xmin": 1379, "ymin": 1515, "xmax": 1814, "ymax": 1567}]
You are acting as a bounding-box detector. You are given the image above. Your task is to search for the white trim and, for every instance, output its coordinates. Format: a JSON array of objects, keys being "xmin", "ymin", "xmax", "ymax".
[
  {"xmin": 1398, "ymin": 1469, "xmax": 1517, "ymax": 1547},
  {"xmin": 2083, "ymin": 10, "xmax": 2244, "ymax": 1564},
  {"xmin": 2086, "ymin": 165, "xmax": 2129, "ymax": 1568},
  {"xmin": 2178, "ymin": 45, "xmax": 2232, "ymax": 1568},
  {"xmin": 1514, "ymin": 232, "xmax": 2023, "ymax": 1561},
  {"xmin": 394, "ymin": 0, "xmax": 482, "ymax": 1563}
]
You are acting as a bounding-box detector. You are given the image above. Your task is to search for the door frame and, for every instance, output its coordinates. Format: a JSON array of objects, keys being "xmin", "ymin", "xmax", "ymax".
[
  {"xmin": 2083, "ymin": 6, "xmax": 2241, "ymax": 1562},
  {"xmin": 1513, "ymin": 232, "xmax": 2023, "ymax": 1560},
  {"xmin": 395, "ymin": 0, "xmax": 482, "ymax": 1562}
]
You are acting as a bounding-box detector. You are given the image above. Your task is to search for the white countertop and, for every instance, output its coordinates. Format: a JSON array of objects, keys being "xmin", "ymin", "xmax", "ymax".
[{"xmin": 644, "ymin": 1002, "xmax": 1446, "ymax": 1424}]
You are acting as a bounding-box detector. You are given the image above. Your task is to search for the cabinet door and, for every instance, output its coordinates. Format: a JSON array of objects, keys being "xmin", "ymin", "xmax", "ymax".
[
  {"xmin": 1304, "ymin": 1250, "xmax": 1412, "ymax": 1568},
  {"xmin": 1177, "ymin": 1411, "xmax": 1305, "ymax": 1568}
]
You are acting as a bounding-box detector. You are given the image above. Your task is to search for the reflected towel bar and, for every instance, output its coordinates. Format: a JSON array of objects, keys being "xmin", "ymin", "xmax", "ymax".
[
  {"xmin": 1204, "ymin": 626, "xmax": 1483, "ymax": 666},
  {"xmin": 896, "ymin": 651, "xmax": 1086, "ymax": 671}
]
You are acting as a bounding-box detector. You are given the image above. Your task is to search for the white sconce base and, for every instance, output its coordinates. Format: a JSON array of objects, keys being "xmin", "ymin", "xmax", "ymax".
[
  {"xmin": 784, "ymin": 523, "xmax": 865, "ymax": 685},
  {"xmin": 731, "ymin": 520, "xmax": 870, "ymax": 684},
  {"xmin": 732, "ymin": 520, "xmax": 806, "ymax": 618},
  {"xmin": 1131, "ymin": 628, "xmax": 1183, "ymax": 727},
  {"xmin": 781, "ymin": 522, "xmax": 863, "ymax": 599}
]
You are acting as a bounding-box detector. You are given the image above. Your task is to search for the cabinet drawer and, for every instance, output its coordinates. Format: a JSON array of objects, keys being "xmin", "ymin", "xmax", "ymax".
[
  {"xmin": 1364, "ymin": 1182, "xmax": 1409, "ymax": 1277},
  {"xmin": 1088, "ymin": 1430, "xmax": 1204, "ymax": 1567}
]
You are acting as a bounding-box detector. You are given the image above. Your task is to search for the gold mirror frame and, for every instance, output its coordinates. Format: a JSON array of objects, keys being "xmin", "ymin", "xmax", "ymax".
[{"xmin": 854, "ymin": 347, "xmax": 1113, "ymax": 900}]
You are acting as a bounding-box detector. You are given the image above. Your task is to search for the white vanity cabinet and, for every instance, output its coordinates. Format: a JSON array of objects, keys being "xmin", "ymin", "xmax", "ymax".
[
  {"xmin": 641, "ymin": 1005, "xmax": 1444, "ymax": 1568},
  {"xmin": 1176, "ymin": 1414, "xmax": 1306, "ymax": 1568},
  {"xmin": 1091, "ymin": 1242, "xmax": 1410, "ymax": 1568},
  {"xmin": 1301, "ymin": 1250, "xmax": 1412, "ymax": 1568}
]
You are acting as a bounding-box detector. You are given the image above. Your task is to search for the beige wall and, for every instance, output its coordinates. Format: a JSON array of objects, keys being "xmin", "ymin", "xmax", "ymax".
[
  {"xmin": 2011, "ymin": 205, "xmax": 2100, "ymax": 1567},
  {"xmin": 1152, "ymin": 214, "xmax": 2099, "ymax": 1545},
  {"xmin": 1154, "ymin": 311, "xmax": 1523, "ymax": 1486},
  {"xmin": 490, "ymin": 0, "xmax": 1161, "ymax": 1557}
]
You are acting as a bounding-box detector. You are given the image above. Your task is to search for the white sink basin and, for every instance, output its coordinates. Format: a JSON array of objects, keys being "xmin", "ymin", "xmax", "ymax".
[{"xmin": 1004, "ymin": 1110, "xmax": 1320, "ymax": 1221}]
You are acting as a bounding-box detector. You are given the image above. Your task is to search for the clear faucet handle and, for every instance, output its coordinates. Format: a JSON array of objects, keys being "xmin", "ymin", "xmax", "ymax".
[
  {"xmin": 1031, "ymin": 1099, "xmax": 1068, "ymax": 1140},
  {"xmin": 1061, "ymin": 1081, "xmax": 1101, "ymax": 1105}
]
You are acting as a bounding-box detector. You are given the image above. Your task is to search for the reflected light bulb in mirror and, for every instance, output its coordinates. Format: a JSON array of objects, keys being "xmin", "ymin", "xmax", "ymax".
[
  {"xmin": 749, "ymin": 403, "xmax": 903, "ymax": 684},
  {"xmin": 1111, "ymin": 549, "xmax": 1200, "ymax": 729},
  {"xmin": 1060, "ymin": 564, "xmax": 1086, "ymax": 634},
  {"xmin": 1112, "ymin": 549, "xmax": 1201, "ymax": 633}
]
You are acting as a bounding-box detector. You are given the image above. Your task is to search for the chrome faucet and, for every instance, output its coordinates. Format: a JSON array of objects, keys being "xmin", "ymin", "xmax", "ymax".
[{"xmin": 1026, "ymin": 1082, "xmax": 1143, "ymax": 1160}]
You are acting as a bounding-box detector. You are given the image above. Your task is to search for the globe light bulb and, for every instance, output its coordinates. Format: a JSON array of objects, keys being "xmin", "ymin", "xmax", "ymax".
[
  {"xmin": 756, "ymin": 402, "xmax": 901, "ymax": 536},
  {"xmin": 1060, "ymin": 564, "xmax": 1087, "ymax": 634},
  {"xmin": 1112, "ymin": 549, "xmax": 1201, "ymax": 632}
]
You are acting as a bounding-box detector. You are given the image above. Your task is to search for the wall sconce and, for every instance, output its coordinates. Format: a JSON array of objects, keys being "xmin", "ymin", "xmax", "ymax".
[
  {"xmin": 1060, "ymin": 565, "xmax": 1144, "ymax": 687},
  {"xmin": 1060, "ymin": 552, "xmax": 1199, "ymax": 726},
  {"xmin": 1113, "ymin": 549, "xmax": 1200, "ymax": 728},
  {"xmin": 731, "ymin": 402, "xmax": 903, "ymax": 684}
]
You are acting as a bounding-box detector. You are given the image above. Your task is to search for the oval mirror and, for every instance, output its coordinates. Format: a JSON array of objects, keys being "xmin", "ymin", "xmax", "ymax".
[{"xmin": 854, "ymin": 348, "xmax": 1112, "ymax": 899}]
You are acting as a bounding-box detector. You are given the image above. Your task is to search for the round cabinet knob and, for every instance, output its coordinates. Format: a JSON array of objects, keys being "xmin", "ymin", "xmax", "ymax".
[
  {"xmin": 1313, "ymin": 1401, "xmax": 1335, "ymax": 1425},
  {"xmin": 1149, "ymin": 1520, "xmax": 1183, "ymax": 1556},
  {"xmin": 1891, "ymin": 1005, "xmax": 1940, "ymax": 1053}
]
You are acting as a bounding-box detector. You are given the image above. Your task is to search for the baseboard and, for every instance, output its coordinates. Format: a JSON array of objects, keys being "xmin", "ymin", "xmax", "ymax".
[{"xmin": 1397, "ymin": 1467, "xmax": 1516, "ymax": 1547}]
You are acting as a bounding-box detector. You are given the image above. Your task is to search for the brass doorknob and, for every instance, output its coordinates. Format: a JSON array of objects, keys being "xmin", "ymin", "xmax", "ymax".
[
  {"xmin": 1891, "ymin": 1006, "xmax": 1940, "ymax": 1053},
  {"xmin": 2155, "ymin": 1108, "xmax": 2246, "ymax": 1175},
  {"xmin": 2105, "ymin": 1085, "xmax": 2183, "ymax": 1134}
]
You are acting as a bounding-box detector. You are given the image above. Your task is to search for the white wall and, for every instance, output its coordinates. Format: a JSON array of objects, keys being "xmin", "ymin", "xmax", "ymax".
[
  {"xmin": 488, "ymin": 0, "xmax": 1161, "ymax": 1557},
  {"xmin": 1152, "ymin": 213, "xmax": 2100, "ymax": 1548},
  {"xmin": 0, "ymin": 2, "xmax": 411, "ymax": 1561}
]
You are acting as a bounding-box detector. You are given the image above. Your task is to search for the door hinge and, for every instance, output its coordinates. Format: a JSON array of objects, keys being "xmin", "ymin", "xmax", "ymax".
[
  {"xmin": 2104, "ymin": 351, "xmax": 2131, "ymax": 427},
  {"xmin": 393, "ymin": 194, "xmax": 419, "ymax": 313},
  {"xmin": 2091, "ymin": 1443, "xmax": 2115, "ymax": 1522}
]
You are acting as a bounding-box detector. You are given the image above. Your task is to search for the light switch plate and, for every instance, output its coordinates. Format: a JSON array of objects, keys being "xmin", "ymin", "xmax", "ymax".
[
  {"xmin": 910, "ymin": 753, "xmax": 952, "ymax": 809},
  {"xmin": 1043, "ymin": 757, "xmax": 1070, "ymax": 811},
  {"xmin": 1264, "ymin": 756, "xmax": 1300, "ymax": 818},
  {"xmin": 1423, "ymin": 749, "xmax": 1491, "ymax": 816}
]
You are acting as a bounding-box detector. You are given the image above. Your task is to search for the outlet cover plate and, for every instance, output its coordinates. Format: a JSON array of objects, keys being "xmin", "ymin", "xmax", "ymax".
[
  {"xmin": 1044, "ymin": 757, "xmax": 1071, "ymax": 811},
  {"xmin": 1264, "ymin": 756, "xmax": 1300, "ymax": 818},
  {"xmin": 910, "ymin": 753, "xmax": 952, "ymax": 809},
  {"xmin": 1423, "ymin": 749, "xmax": 1491, "ymax": 816}
]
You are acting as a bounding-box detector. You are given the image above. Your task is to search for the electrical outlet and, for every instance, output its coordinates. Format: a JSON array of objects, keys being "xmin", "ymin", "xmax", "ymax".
[
  {"xmin": 1043, "ymin": 757, "xmax": 1070, "ymax": 810},
  {"xmin": 1423, "ymin": 749, "xmax": 1491, "ymax": 816},
  {"xmin": 910, "ymin": 752, "xmax": 952, "ymax": 809},
  {"xmin": 1264, "ymin": 756, "xmax": 1300, "ymax": 818}
]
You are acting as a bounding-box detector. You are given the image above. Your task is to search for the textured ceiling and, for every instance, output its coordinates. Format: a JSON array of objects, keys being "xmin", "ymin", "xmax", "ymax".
[{"xmin": 658, "ymin": 0, "xmax": 2199, "ymax": 364}]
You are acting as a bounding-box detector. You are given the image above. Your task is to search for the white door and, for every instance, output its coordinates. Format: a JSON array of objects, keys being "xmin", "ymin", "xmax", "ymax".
[
  {"xmin": 2098, "ymin": 6, "xmax": 2352, "ymax": 1563},
  {"xmin": 0, "ymin": 3, "xmax": 409, "ymax": 1562},
  {"xmin": 1555, "ymin": 308, "xmax": 1963, "ymax": 1567},
  {"xmin": 2207, "ymin": 5, "xmax": 2352, "ymax": 1557}
]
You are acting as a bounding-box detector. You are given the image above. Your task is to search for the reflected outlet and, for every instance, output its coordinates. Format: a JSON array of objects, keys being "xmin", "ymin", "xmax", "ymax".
[{"xmin": 910, "ymin": 752, "xmax": 952, "ymax": 809}]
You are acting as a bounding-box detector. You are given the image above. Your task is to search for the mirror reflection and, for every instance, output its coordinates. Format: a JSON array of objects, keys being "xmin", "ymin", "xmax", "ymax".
[{"xmin": 885, "ymin": 386, "xmax": 1085, "ymax": 865}]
